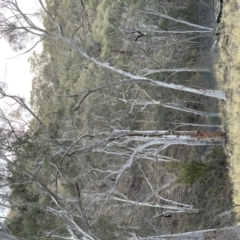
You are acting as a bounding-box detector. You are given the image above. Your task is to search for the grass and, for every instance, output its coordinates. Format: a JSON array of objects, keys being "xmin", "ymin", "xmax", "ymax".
[{"xmin": 215, "ymin": 0, "xmax": 240, "ymax": 224}]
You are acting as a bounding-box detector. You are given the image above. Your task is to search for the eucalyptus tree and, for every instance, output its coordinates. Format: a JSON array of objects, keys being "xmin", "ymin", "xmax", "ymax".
[
  {"xmin": 0, "ymin": 89, "xmax": 203, "ymax": 240},
  {"xmin": 0, "ymin": 0, "xmax": 226, "ymax": 99},
  {"xmin": 0, "ymin": 85, "xmax": 228, "ymax": 239}
]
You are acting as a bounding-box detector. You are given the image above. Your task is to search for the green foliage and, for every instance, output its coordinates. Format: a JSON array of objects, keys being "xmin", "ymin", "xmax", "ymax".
[
  {"xmin": 208, "ymin": 146, "xmax": 227, "ymax": 172},
  {"xmin": 209, "ymin": 146, "xmax": 226, "ymax": 162},
  {"xmin": 92, "ymin": 0, "xmax": 124, "ymax": 58},
  {"xmin": 7, "ymin": 207, "xmax": 66, "ymax": 240},
  {"xmin": 172, "ymin": 1, "xmax": 199, "ymax": 24},
  {"xmin": 83, "ymin": 0, "xmax": 99, "ymax": 10},
  {"xmin": 180, "ymin": 161, "xmax": 209, "ymax": 185},
  {"xmin": 94, "ymin": 216, "xmax": 117, "ymax": 240},
  {"xmin": 61, "ymin": 180, "xmax": 77, "ymax": 197},
  {"xmin": 168, "ymin": 160, "xmax": 210, "ymax": 185}
]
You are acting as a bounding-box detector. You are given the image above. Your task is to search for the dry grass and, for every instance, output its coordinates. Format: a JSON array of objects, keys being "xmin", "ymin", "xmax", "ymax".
[{"xmin": 215, "ymin": 0, "xmax": 240, "ymax": 223}]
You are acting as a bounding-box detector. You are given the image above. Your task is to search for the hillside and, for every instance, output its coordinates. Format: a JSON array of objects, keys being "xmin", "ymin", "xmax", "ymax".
[{"xmin": 0, "ymin": 0, "xmax": 236, "ymax": 239}]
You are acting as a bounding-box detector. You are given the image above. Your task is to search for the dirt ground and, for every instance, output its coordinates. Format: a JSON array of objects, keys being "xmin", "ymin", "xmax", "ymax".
[{"xmin": 215, "ymin": 0, "xmax": 240, "ymax": 224}]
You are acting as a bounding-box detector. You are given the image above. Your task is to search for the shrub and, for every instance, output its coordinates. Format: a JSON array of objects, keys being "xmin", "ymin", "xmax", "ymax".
[{"xmin": 167, "ymin": 160, "xmax": 209, "ymax": 185}]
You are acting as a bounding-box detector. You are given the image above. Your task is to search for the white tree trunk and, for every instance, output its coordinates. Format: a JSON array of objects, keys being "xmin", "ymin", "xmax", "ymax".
[
  {"xmin": 122, "ymin": 98, "xmax": 219, "ymax": 117},
  {"xmin": 171, "ymin": 122, "xmax": 221, "ymax": 128},
  {"xmin": 66, "ymin": 40, "xmax": 225, "ymax": 99},
  {"xmin": 139, "ymin": 9, "xmax": 214, "ymax": 31},
  {"xmin": 0, "ymin": 232, "xmax": 22, "ymax": 240},
  {"xmin": 141, "ymin": 68, "xmax": 211, "ymax": 76},
  {"xmin": 132, "ymin": 226, "xmax": 240, "ymax": 240},
  {"xmin": 109, "ymin": 130, "xmax": 226, "ymax": 146},
  {"xmin": 109, "ymin": 196, "xmax": 199, "ymax": 213}
]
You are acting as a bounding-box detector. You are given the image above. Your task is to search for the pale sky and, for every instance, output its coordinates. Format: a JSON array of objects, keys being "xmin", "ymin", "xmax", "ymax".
[
  {"xmin": 0, "ymin": 40, "xmax": 36, "ymax": 101},
  {"xmin": 0, "ymin": 0, "xmax": 43, "ymax": 103}
]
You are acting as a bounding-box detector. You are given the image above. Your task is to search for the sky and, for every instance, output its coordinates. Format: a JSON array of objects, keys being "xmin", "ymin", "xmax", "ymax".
[{"xmin": 0, "ymin": 40, "xmax": 36, "ymax": 102}]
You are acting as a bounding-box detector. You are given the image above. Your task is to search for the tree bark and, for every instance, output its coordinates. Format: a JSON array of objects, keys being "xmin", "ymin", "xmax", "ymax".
[
  {"xmin": 109, "ymin": 130, "xmax": 226, "ymax": 145},
  {"xmin": 134, "ymin": 226, "xmax": 240, "ymax": 240}
]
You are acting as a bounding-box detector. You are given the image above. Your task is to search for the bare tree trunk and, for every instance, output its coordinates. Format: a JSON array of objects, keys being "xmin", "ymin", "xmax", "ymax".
[
  {"xmin": 141, "ymin": 68, "xmax": 211, "ymax": 76},
  {"xmin": 122, "ymin": 98, "xmax": 219, "ymax": 117},
  {"xmin": 171, "ymin": 122, "xmax": 221, "ymax": 128},
  {"xmin": 132, "ymin": 226, "xmax": 240, "ymax": 240},
  {"xmin": 139, "ymin": 8, "xmax": 214, "ymax": 31},
  {"xmin": 109, "ymin": 130, "xmax": 226, "ymax": 146},
  {"xmin": 0, "ymin": 232, "xmax": 22, "ymax": 240}
]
